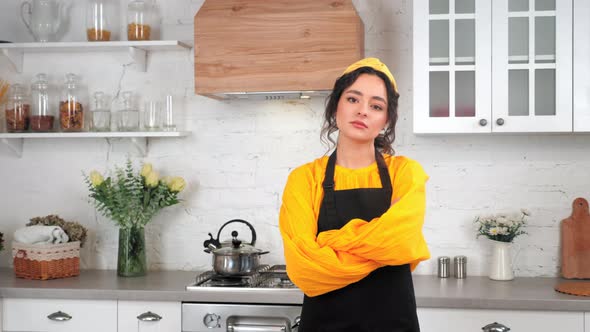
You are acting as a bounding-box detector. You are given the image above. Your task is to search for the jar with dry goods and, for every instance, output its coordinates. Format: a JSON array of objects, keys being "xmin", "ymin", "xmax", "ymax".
[
  {"xmin": 30, "ymin": 73, "xmax": 54, "ymax": 132},
  {"xmin": 126, "ymin": 0, "xmax": 153, "ymax": 41},
  {"xmin": 59, "ymin": 73, "xmax": 85, "ymax": 132},
  {"xmin": 86, "ymin": 0, "xmax": 116, "ymax": 41},
  {"xmin": 4, "ymin": 84, "xmax": 30, "ymax": 132}
]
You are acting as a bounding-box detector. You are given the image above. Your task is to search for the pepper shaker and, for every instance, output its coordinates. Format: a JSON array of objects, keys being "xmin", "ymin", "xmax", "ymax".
[
  {"xmin": 454, "ymin": 255, "xmax": 467, "ymax": 279},
  {"xmin": 437, "ymin": 256, "xmax": 450, "ymax": 278}
]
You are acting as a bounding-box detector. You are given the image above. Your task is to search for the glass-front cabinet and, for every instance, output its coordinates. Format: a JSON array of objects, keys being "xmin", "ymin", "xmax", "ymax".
[
  {"xmin": 573, "ymin": 0, "xmax": 590, "ymax": 132},
  {"xmin": 413, "ymin": 0, "xmax": 572, "ymax": 133},
  {"xmin": 414, "ymin": 0, "xmax": 491, "ymax": 133},
  {"xmin": 492, "ymin": 0, "xmax": 571, "ymax": 132}
]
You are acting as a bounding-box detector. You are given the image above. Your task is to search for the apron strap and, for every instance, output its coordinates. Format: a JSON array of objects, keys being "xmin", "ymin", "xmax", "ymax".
[
  {"xmin": 375, "ymin": 149, "xmax": 392, "ymax": 195},
  {"xmin": 322, "ymin": 151, "xmax": 339, "ymax": 223}
]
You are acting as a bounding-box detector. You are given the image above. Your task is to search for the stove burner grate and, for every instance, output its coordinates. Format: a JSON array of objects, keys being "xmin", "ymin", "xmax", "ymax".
[{"xmin": 189, "ymin": 264, "xmax": 297, "ymax": 289}]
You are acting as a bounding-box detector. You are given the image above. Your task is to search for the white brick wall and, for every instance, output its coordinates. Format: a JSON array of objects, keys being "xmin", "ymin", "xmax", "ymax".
[{"xmin": 0, "ymin": 0, "xmax": 587, "ymax": 278}]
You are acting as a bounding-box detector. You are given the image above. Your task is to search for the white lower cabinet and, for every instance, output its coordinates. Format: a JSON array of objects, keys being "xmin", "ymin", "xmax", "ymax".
[
  {"xmin": 418, "ymin": 307, "xmax": 584, "ymax": 332},
  {"xmin": 2, "ymin": 298, "xmax": 117, "ymax": 332},
  {"xmin": 118, "ymin": 300, "xmax": 181, "ymax": 332},
  {"xmin": 584, "ymin": 312, "xmax": 590, "ymax": 332}
]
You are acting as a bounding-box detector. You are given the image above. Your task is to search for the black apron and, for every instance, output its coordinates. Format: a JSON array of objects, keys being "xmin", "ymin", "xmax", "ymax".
[{"xmin": 298, "ymin": 150, "xmax": 420, "ymax": 332}]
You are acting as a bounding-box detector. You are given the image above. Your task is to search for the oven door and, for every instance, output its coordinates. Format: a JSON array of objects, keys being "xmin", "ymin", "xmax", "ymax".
[{"xmin": 182, "ymin": 303, "xmax": 301, "ymax": 332}]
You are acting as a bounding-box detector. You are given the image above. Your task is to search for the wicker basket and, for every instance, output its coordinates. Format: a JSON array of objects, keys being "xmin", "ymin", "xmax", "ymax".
[{"xmin": 12, "ymin": 241, "xmax": 80, "ymax": 280}]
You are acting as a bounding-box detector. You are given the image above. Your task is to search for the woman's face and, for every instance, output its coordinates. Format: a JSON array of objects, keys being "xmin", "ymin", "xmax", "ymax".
[{"xmin": 335, "ymin": 73, "xmax": 389, "ymax": 146}]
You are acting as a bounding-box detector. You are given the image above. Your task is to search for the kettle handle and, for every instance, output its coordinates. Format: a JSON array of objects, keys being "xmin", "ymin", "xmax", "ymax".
[
  {"xmin": 20, "ymin": 1, "xmax": 34, "ymax": 38},
  {"xmin": 216, "ymin": 219, "xmax": 257, "ymax": 246}
]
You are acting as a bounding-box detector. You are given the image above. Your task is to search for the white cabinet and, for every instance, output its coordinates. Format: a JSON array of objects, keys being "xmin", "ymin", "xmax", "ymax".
[
  {"xmin": 2, "ymin": 298, "xmax": 181, "ymax": 332},
  {"xmin": 413, "ymin": 0, "xmax": 572, "ymax": 134},
  {"xmin": 573, "ymin": 0, "xmax": 590, "ymax": 132},
  {"xmin": 118, "ymin": 301, "xmax": 181, "ymax": 332},
  {"xmin": 2, "ymin": 298, "xmax": 117, "ymax": 332},
  {"xmin": 418, "ymin": 307, "xmax": 584, "ymax": 332}
]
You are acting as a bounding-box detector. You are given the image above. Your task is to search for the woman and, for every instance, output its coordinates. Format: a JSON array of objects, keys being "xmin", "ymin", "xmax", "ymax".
[{"xmin": 279, "ymin": 58, "xmax": 430, "ymax": 332}]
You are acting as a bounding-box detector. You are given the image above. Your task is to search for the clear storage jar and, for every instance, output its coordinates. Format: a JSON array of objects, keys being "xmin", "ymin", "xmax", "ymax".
[
  {"xmin": 86, "ymin": 0, "xmax": 116, "ymax": 41},
  {"xmin": 118, "ymin": 91, "xmax": 139, "ymax": 131},
  {"xmin": 4, "ymin": 84, "xmax": 30, "ymax": 132},
  {"xmin": 30, "ymin": 73, "xmax": 54, "ymax": 132},
  {"xmin": 126, "ymin": 0, "xmax": 153, "ymax": 41},
  {"xmin": 91, "ymin": 91, "xmax": 111, "ymax": 131},
  {"xmin": 59, "ymin": 73, "xmax": 85, "ymax": 132}
]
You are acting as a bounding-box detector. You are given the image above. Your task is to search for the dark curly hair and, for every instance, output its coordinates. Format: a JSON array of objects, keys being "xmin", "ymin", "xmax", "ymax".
[{"xmin": 320, "ymin": 66, "xmax": 399, "ymax": 155}]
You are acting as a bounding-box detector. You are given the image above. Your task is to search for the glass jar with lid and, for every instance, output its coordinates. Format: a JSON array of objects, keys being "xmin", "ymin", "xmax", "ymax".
[
  {"xmin": 91, "ymin": 91, "xmax": 111, "ymax": 131},
  {"xmin": 59, "ymin": 73, "xmax": 86, "ymax": 132},
  {"xmin": 86, "ymin": 0, "xmax": 117, "ymax": 41},
  {"xmin": 118, "ymin": 91, "xmax": 139, "ymax": 131},
  {"xmin": 4, "ymin": 84, "xmax": 30, "ymax": 132},
  {"xmin": 126, "ymin": 0, "xmax": 153, "ymax": 41},
  {"xmin": 30, "ymin": 73, "xmax": 54, "ymax": 132}
]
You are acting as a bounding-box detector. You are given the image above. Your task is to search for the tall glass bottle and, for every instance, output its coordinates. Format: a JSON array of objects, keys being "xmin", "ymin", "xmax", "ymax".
[
  {"xmin": 91, "ymin": 91, "xmax": 111, "ymax": 131},
  {"xmin": 59, "ymin": 73, "xmax": 85, "ymax": 132},
  {"xmin": 30, "ymin": 73, "xmax": 54, "ymax": 132},
  {"xmin": 86, "ymin": 0, "xmax": 116, "ymax": 41},
  {"xmin": 4, "ymin": 84, "xmax": 30, "ymax": 132},
  {"xmin": 118, "ymin": 91, "xmax": 139, "ymax": 131}
]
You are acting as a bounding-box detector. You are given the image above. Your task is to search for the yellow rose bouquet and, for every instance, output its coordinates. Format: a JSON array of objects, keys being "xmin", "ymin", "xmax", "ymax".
[
  {"xmin": 85, "ymin": 160, "xmax": 185, "ymax": 277},
  {"xmin": 85, "ymin": 160, "xmax": 185, "ymax": 228}
]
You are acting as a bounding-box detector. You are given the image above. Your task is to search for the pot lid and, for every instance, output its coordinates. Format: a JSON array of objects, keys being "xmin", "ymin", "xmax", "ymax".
[{"xmin": 212, "ymin": 239, "xmax": 263, "ymax": 256}]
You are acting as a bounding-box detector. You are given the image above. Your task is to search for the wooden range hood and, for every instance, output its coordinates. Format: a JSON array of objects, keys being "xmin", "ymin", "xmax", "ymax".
[{"xmin": 194, "ymin": 0, "xmax": 364, "ymax": 100}]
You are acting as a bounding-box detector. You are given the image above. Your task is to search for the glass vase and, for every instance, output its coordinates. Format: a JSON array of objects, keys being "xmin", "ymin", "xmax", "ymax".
[{"xmin": 117, "ymin": 225, "xmax": 146, "ymax": 277}]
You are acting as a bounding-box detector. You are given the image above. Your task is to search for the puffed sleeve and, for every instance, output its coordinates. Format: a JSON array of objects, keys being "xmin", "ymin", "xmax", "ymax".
[
  {"xmin": 316, "ymin": 159, "xmax": 430, "ymax": 269},
  {"xmin": 279, "ymin": 165, "xmax": 382, "ymax": 297}
]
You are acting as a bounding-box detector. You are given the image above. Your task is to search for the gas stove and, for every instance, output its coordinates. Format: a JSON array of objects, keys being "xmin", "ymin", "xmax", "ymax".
[{"xmin": 186, "ymin": 264, "xmax": 297, "ymax": 290}]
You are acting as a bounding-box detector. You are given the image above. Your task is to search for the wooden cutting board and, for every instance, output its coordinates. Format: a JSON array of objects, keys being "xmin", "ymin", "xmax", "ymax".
[{"xmin": 561, "ymin": 197, "xmax": 590, "ymax": 279}]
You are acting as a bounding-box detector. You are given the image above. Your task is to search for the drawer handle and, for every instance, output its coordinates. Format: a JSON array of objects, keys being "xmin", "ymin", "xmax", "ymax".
[
  {"xmin": 137, "ymin": 311, "xmax": 162, "ymax": 322},
  {"xmin": 47, "ymin": 311, "xmax": 72, "ymax": 321},
  {"xmin": 482, "ymin": 321, "xmax": 510, "ymax": 332}
]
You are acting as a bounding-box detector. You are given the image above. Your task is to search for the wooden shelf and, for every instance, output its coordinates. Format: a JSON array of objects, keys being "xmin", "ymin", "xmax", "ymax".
[
  {"xmin": 0, "ymin": 40, "xmax": 192, "ymax": 72},
  {"xmin": 0, "ymin": 131, "xmax": 190, "ymax": 158}
]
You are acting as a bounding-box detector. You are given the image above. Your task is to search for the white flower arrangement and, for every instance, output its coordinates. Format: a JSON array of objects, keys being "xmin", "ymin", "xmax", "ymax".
[{"xmin": 475, "ymin": 209, "xmax": 530, "ymax": 243}]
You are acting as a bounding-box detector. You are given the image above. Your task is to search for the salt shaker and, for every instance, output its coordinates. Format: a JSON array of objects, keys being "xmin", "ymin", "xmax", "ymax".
[
  {"xmin": 437, "ymin": 256, "xmax": 450, "ymax": 278},
  {"xmin": 454, "ymin": 255, "xmax": 467, "ymax": 279}
]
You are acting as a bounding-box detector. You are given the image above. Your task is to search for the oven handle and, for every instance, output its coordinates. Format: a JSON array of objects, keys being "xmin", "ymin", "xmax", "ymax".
[
  {"xmin": 227, "ymin": 323, "xmax": 287, "ymax": 332},
  {"xmin": 227, "ymin": 316, "xmax": 299, "ymax": 332}
]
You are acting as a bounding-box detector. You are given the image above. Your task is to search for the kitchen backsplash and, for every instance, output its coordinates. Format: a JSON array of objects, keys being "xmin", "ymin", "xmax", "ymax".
[{"xmin": 0, "ymin": 0, "xmax": 588, "ymax": 278}]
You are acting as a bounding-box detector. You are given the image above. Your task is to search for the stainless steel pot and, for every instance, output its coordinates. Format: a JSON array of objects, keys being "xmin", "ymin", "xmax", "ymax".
[{"xmin": 203, "ymin": 219, "xmax": 269, "ymax": 276}]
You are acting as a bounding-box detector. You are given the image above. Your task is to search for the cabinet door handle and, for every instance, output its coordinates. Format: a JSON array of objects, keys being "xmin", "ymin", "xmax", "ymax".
[
  {"xmin": 137, "ymin": 311, "xmax": 163, "ymax": 322},
  {"xmin": 496, "ymin": 118, "xmax": 505, "ymax": 126},
  {"xmin": 47, "ymin": 310, "xmax": 72, "ymax": 321},
  {"xmin": 479, "ymin": 119, "xmax": 488, "ymax": 126}
]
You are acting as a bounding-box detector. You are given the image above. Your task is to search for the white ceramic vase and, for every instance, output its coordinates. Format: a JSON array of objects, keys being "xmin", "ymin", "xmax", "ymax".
[{"xmin": 489, "ymin": 239, "xmax": 515, "ymax": 281}]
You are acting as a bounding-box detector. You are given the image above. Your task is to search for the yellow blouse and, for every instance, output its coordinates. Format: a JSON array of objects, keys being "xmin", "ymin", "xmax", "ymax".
[{"xmin": 279, "ymin": 154, "xmax": 430, "ymax": 297}]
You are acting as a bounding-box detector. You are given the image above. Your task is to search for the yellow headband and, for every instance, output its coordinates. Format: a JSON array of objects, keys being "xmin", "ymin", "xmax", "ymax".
[{"xmin": 342, "ymin": 57, "xmax": 398, "ymax": 92}]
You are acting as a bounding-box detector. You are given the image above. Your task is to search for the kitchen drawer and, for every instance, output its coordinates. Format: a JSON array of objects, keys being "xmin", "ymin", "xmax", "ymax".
[
  {"xmin": 118, "ymin": 300, "xmax": 181, "ymax": 332},
  {"xmin": 418, "ymin": 307, "xmax": 584, "ymax": 332},
  {"xmin": 2, "ymin": 298, "xmax": 117, "ymax": 332}
]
